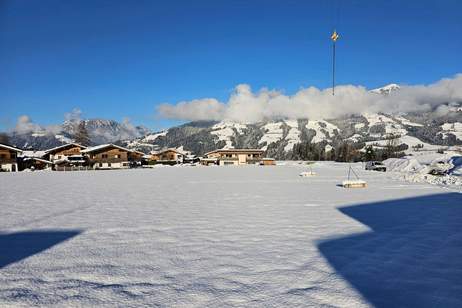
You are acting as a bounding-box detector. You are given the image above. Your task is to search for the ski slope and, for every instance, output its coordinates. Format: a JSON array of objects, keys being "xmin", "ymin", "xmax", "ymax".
[{"xmin": 1, "ymin": 164, "xmax": 461, "ymax": 307}]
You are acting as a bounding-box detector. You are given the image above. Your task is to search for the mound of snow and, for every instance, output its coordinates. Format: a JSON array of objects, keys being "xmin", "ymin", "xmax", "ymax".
[
  {"xmin": 384, "ymin": 154, "xmax": 462, "ymax": 187},
  {"xmin": 383, "ymin": 157, "xmax": 425, "ymax": 173}
]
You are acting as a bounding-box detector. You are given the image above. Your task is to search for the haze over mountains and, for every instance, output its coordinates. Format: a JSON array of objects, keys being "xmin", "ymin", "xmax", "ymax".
[{"xmin": 3, "ymin": 83, "xmax": 462, "ymax": 159}]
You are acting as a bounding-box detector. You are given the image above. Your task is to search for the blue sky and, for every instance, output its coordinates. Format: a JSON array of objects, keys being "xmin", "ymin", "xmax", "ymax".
[{"xmin": 1, "ymin": 0, "xmax": 461, "ymax": 131}]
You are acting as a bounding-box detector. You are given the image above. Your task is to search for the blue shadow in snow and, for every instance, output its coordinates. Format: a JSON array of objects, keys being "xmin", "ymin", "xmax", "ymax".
[
  {"xmin": 318, "ymin": 193, "xmax": 462, "ymax": 308},
  {"xmin": 0, "ymin": 230, "xmax": 81, "ymax": 268}
]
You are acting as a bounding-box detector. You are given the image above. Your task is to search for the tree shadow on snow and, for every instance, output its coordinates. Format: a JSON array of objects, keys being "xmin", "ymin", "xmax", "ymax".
[
  {"xmin": 0, "ymin": 230, "xmax": 81, "ymax": 268},
  {"xmin": 318, "ymin": 193, "xmax": 462, "ymax": 308}
]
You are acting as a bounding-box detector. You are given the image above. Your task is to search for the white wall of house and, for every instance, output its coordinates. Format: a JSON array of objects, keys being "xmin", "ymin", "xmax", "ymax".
[
  {"xmin": 50, "ymin": 154, "xmax": 66, "ymax": 162},
  {"xmin": 238, "ymin": 154, "xmax": 247, "ymax": 164},
  {"xmin": 1, "ymin": 163, "xmax": 18, "ymax": 172},
  {"xmin": 93, "ymin": 162, "xmax": 130, "ymax": 169},
  {"xmin": 219, "ymin": 160, "xmax": 238, "ymax": 166}
]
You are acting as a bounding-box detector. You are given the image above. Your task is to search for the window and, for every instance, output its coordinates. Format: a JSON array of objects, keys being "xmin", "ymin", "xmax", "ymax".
[
  {"xmin": 99, "ymin": 163, "xmax": 103, "ymax": 167},
  {"xmin": 58, "ymin": 155, "xmax": 62, "ymax": 159},
  {"xmin": 108, "ymin": 163, "xmax": 111, "ymax": 167},
  {"xmin": 114, "ymin": 155, "xmax": 120, "ymax": 159},
  {"xmin": 11, "ymin": 153, "xmax": 16, "ymax": 158},
  {"xmin": 102, "ymin": 154, "xmax": 108, "ymax": 159},
  {"xmin": 0, "ymin": 154, "xmax": 6, "ymax": 159}
]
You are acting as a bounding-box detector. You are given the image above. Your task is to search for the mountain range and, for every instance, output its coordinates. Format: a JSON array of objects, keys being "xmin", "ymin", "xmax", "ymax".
[{"xmin": 3, "ymin": 85, "xmax": 462, "ymax": 159}]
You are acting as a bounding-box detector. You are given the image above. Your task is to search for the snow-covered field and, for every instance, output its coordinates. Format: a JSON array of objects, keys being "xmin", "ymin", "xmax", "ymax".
[{"xmin": 1, "ymin": 164, "xmax": 461, "ymax": 307}]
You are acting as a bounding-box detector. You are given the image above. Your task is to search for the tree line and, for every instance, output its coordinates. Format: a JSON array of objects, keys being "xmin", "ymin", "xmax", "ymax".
[{"xmin": 290, "ymin": 135, "xmax": 406, "ymax": 162}]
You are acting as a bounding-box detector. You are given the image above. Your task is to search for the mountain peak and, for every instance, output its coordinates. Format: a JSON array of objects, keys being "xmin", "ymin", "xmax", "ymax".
[{"xmin": 370, "ymin": 83, "xmax": 400, "ymax": 95}]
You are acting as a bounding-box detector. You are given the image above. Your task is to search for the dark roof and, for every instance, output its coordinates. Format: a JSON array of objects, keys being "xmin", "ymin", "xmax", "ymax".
[{"xmin": 0, "ymin": 143, "xmax": 22, "ymax": 153}]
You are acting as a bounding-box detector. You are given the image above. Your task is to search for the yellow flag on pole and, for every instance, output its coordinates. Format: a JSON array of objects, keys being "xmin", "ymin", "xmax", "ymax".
[{"xmin": 331, "ymin": 30, "xmax": 339, "ymax": 42}]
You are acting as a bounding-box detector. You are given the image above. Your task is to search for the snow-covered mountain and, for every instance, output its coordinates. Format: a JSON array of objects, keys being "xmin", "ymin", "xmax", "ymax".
[
  {"xmin": 4, "ymin": 84, "xmax": 462, "ymax": 157},
  {"xmin": 370, "ymin": 83, "xmax": 401, "ymax": 95},
  {"xmin": 124, "ymin": 106, "xmax": 462, "ymax": 159},
  {"xmin": 7, "ymin": 119, "xmax": 150, "ymax": 150}
]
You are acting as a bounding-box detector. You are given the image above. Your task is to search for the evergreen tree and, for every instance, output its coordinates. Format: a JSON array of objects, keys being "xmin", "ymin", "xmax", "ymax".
[
  {"xmin": 0, "ymin": 133, "xmax": 9, "ymax": 145},
  {"xmin": 364, "ymin": 145, "xmax": 375, "ymax": 161},
  {"xmin": 74, "ymin": 121, "xmax": 91, "ymax": 146}
]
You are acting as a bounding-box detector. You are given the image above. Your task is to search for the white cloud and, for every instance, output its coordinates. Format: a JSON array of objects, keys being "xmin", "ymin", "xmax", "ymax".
[
  {"xmin": 157, "ymin": 98, "xmax": 226, "ymax": 121},
  {"xmin": 157, "ymin": 74, "xmax": 462, "ymax": 123},
  {"xmin": 14, "ymin": 115, "xmax": 43, "ymax": 134},
  {"xmin": 64, "ymin": 108, "xmax": 82, "ymax": 123}
]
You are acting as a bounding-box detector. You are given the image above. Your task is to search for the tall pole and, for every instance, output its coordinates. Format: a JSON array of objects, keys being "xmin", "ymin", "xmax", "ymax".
[
  {"xmin": 332, "ymin": 41, "xmax": 336, "ymax": 96},
  {"xmin": 330, "ymin": 30, "xmax": 339, "ymax": 96}
]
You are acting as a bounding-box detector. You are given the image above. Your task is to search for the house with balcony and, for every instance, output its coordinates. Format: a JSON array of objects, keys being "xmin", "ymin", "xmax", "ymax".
[
  {"xmin": 0, "ymin": 143, "xmax": 22, "ymax": 172},
  {"xmin": 45, "ymin": 143, "xmax": 87, "ymax": 167},
  {"xmin": 81, "ymin": 144, "xmax": 134, "ymax": 169},
  {"xmin": 149, "ymin": 148, "xmax": 185, "ymax": 165},
  {"xmin": 203, "ymin": 149, "xmax": 265, "ymax": 166}
]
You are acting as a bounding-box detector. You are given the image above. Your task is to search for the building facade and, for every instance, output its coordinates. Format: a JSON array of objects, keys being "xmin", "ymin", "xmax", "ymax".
[
  {"xmin": 82, "ymin": 144, "xmax": 133, "ymax": 169},
  {"xmin": 150, "ymin": 149, "xmax": 185, "ymax": 165},
  {"xmin": 203, "ymin": 149, "xmax": 265, "ymax": 166},
  {"xmin": 0, "ymin": 143, "xmax": 22, "ymax": 172},
  {"xmin": 45, "ymin": 143, "xmax": 87, "ymax": 163}
]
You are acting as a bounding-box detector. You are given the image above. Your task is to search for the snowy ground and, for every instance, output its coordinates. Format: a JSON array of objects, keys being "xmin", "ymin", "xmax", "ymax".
[{"xmin": 1, "ymin": 163, "xmax": 461, "ymax": 307}]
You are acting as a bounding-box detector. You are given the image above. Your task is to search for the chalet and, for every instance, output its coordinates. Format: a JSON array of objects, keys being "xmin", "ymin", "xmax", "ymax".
[
  {"xmin": 203, "ymin": 149, "xmax": 265, "ymax": 166},
  {"xmin": 129, "ymin": 150, "xmax": 145, "ymax": 165},
  {"xmin": 150, "ymin": 148, "xmax": 185, "ymax": 165},
  {"xmin": 45, "ymin": 143, "xmax": 87, "ymax": 164},
  {"xmin": 81, "ymin": 144, "xmax": 134, "ymax": 169},
  {"xmin": 0, "ymin": 143, "xmax": 22, "ymax": 172}
]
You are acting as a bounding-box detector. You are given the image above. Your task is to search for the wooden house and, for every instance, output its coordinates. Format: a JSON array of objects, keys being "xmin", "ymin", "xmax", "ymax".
[
  {"xmin": 0, "ymin": 143, "xmax": 22, "ymax": 172},
  {"xmin": 45, "ymin": 143, "xmax": 87, "ymax": 163},
  {"xmin": 129, "ymin": 150, "xmax": 145, "ymax": 164},
  {"xmin": 203, "ymin": 149, "xmax": 264, "ymax": 166},
  {"xmin": 150, "ymin": 148, "xmax": 185, "ymax": 165},
  {"xmin": 81, "ymin": 144, "xmax": 134, "ymax": 169}
]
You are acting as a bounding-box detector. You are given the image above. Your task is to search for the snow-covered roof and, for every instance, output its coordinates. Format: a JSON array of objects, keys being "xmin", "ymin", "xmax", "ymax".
[
  {"xmin": 81, "ymin": 144, "xmax": 132, "ymax": 153},
  {"xmin": 20, "ymin": 150, "xmax": 46, "ymax": 158},
  {"xmin": 204, "ymin": 148, "xmax": 264, "ymax": 156},
  {"xmin": 45, "ymin": 143, "xmax": 87, "ymax": 154},
  {"xmin": 151, "ymin": 148, "xmax": 186, "ymax": 155},
  {"xmin": 23, "ymin": 157, "xmax": 53, "ymax": 164},
  {"xmin": 0, "ymin": 143, "xmax": 22, "ymax": 153}
]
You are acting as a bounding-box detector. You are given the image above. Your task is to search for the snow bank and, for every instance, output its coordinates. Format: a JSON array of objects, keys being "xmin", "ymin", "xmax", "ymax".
[{"xmin": 384, "ymin": 154, "xmax": 462, "ymax": 187}]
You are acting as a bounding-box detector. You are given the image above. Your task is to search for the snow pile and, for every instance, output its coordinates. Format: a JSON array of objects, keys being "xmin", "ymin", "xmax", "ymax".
[
  {"xmin": 384, "ymin": 157, "xmax": 425, "ymax": 173},
  {"xmin": 384, "ymin": 154, "xmax": 462, "ymax": 187}
]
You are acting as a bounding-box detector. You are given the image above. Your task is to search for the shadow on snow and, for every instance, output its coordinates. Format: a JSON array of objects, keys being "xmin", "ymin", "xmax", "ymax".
[
  {"xmin": 0, "ymin": 230, "xmax": 81, "ymax": 268},
  {"xmin": 318, "ymin": 192, "xmax": 462, "ymax": 308}
]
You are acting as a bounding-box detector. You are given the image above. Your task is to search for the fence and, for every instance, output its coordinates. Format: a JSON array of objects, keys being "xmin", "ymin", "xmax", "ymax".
[{"xmin": 55, "ymin": 166, "xmax": 93, "ymax": 172}]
